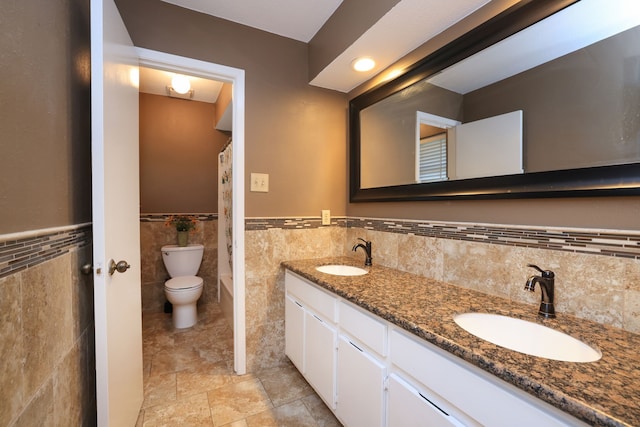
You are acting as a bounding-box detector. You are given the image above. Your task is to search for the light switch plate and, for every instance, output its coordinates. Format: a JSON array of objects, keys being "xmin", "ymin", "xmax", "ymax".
[
  {"xmin": 321, "ymin": 210, "xmax": 331, "ymax": 225},
  {"xmin": 250, "ymin": 173, "xmax": 269, "ymax": 192}
]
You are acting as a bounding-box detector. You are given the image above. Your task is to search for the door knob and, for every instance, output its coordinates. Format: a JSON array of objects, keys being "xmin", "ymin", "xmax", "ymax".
[
  {"xmin": 80, "ymin": 263, "xmax": 93, "ymax": 275},
  {"xmin": 108, "ymin": 259, "xmax": 131, "ymax": 275}
]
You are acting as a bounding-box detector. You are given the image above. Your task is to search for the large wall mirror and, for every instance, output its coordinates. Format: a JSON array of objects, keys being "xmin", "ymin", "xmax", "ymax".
[{"xmin": 350, "ymin": 0, "xmax": 640, "ymax": 202}]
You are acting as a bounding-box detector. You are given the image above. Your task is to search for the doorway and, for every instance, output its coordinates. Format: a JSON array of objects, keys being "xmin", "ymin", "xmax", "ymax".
[{"xmin": 137, "ymin": 48, "xmax": 246, "ymax": 374}]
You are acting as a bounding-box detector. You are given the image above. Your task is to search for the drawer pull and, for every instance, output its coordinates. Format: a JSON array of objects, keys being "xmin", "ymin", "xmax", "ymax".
[
  {"xmin": 349, "ymin": 340, "xmax": 364, "ymax": 352},
  {"xmin": 419, "ymin": 392, "xmax": 449, "ymax": 416}
]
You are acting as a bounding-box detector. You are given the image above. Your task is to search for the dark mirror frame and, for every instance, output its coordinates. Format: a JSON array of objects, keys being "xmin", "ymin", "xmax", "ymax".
[{"xmin": 349, "ymin": 0, "xmax": 640, "ymax": 202}]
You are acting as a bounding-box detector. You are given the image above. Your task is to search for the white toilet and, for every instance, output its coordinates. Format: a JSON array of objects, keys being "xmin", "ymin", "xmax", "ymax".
[{"xmin": 161, "ymin": 244, "xmax": 204, "ymax": 329}]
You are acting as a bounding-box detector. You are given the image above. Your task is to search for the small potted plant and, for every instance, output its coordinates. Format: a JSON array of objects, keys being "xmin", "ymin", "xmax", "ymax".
[{"xmin": 165, "ymin": 215, "xmax": 198, "ymax": 246}]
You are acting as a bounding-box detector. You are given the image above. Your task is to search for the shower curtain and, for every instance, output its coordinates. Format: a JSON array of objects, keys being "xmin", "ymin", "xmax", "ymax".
[{"xmin": 220, "ymin": 141, "xmax": 233, "ymax": 270}]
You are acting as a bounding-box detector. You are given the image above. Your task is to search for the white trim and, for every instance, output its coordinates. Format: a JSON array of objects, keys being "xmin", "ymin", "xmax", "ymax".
[
  {"xmin": 415, "ymin": 111, "xmax": 460, "ymax": 184},
  {"xmin": 136, "ymin": 48, "xmax": 247, "ymax": 375},
  {"xmin": 0, "ymin": 222, "xmax": 92, "ymax": 243}
]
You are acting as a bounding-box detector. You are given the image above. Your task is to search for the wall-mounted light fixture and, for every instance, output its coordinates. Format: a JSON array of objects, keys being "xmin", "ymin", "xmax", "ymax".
[
  {"xmin": 171, "ymin": 75, "xmax": 191, "ymax": 94},
  {"xmin": 352, "ymin": 57, "xmax": 375, "ymax": 72},
  {"xmin": 167, "ymin": 74, "xmax": 194, "ymax": 99}
]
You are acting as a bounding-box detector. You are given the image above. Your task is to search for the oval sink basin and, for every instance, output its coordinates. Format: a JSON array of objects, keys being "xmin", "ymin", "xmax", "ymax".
[
  {"xmin": 315, "ymin": 265, "xmax": 368, "ymax": 276},
  {"xmin": 453, "ymin": 313, "xmax": 601, "ymax": 363}
]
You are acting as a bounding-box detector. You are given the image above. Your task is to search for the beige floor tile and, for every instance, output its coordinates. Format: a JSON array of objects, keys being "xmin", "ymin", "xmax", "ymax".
[
  {"xmin": 197, "ymin": 335, "xmax": 235, "ymax": 363},
  {"xmin": 150, "ymin": 346, "xmax": 204, "ymax": 376},
  {"xmin": 143, "ymin": 393, "xmax": 213, "ymax": 427},
  {"xmin": 302, "ymin": 394, "xmax": 342, "ymax": 427},
  {"xmin": 177, "ymin": 360, "xmax": 233, "ymax": 398},
  {"xmin": 258, "ymin": 363, "xmax": 313, "ymax": 406},
  {"xmin": 140, "ymin": 303, "xmax": 339, "ymax": 426},
  {"xmin": 143, "ymin": 372, "xmax": 176, "ymax": 408},
  {"xmin": 208, "ymin": 378, "xmax": 273, "ymax": 425},
  {"xmin": 245, "ymin": 400, "xmax": 318, "ymax": 427}
]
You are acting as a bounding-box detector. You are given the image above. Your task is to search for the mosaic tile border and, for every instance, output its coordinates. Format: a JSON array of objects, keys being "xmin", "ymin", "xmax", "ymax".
[
  {"xmin": 0, "ymin": 224, "xmax": 92, "ymax": 279},
  {"xmin": 245, "ymin": 217, "xmax": 348, "ymax": 231},
  {"xmin": 246, "ymin": 217, "xmax": 640, "ymax": 260},
  {"xmin": 140, "ymin": 213, "xmax": 218, "ymax": 222}
]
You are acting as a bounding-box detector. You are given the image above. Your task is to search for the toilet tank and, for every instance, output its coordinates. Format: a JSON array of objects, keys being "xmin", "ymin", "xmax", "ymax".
[{"xmin": 161, "ymin": 244, "xmax": 204, "ymax": 277}]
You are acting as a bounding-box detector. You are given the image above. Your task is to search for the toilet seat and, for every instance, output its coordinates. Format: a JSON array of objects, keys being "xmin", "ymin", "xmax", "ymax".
[{"xmin": 165, "ymin": 275, "xmax": 203, "ymax": 292}]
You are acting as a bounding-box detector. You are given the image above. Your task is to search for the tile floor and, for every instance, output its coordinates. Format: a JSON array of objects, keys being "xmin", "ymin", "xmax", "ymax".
[{"xmin": 136, "ymin": 303, "xmax": 342, "ymax": 426}]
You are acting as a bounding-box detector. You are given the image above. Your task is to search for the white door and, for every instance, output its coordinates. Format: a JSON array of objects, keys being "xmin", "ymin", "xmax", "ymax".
[{"xmin": 91, "ymin": 0, "xmax": 143, "ymax": 425}]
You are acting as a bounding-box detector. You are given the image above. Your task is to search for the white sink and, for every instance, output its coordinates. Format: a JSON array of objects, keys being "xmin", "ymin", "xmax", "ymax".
[
  {"xmin": 453, "ymin": 313, "xmax": 602, "ymax": 363},
  {"xmin": 315, "ymin": 265, "xmax": 368, "ymax": 276}
]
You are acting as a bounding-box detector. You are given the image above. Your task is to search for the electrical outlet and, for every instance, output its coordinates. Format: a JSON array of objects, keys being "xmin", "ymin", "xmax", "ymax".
[
  {"xmin": 250, "ymin": 173, "xmax": 269, "ymax": 192},
  {"xmin": 321, "ymin": 210, "xmax": 331, "ymax": 225}
]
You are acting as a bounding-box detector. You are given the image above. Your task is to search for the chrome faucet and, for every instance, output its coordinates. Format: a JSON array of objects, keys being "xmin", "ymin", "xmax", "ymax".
[
  {"xmin": 352, "ymin": 238, "xmax": 372, "ymax": 266},
  {"xmin": 525, "ymin": 264, "xmax": 556, "ymax": 318}
]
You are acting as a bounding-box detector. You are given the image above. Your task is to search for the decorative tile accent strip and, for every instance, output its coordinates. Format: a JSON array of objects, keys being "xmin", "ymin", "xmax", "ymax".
[
  {"xmin": 140, "ymin": 213, "xmax": 218, "ymax": 222},
  {"xmin": 348, "ymin": 217, "xmax": 640, "ymax": 259},
  {"xmin": 245, "ymin": 217, "xmax": 348, "ymax": 231},
  {"xmin": 244, "ymin": 216, "xmax": 640, "ymax": 259},
  {"xmin": 0, "ymin": 224, "xmax": 92, "ymax": 279}
]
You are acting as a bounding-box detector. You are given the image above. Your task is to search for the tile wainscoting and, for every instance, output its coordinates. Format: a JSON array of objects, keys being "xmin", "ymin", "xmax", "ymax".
[
  {"xmin": 0, "ymin": 224, "xmax": 95, "ymax": 426},
  {"xmin": 141, "ymin": 215, "xmax": 640, "ymax": 372},
  {"xmin": 342, "ymin": 217, "xmax": 640, "ymax": 334}
]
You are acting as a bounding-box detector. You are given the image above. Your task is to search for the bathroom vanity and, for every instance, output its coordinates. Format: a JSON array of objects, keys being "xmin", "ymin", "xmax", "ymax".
[{"xmin": 282, "ymin": 258, "xmax": 640, "ymax": 427}]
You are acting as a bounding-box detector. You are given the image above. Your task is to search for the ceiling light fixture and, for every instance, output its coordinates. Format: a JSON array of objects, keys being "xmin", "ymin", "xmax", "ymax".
[
  {"xmin": 352, "ymin": 57, "xmax": 375, "ymax": 72},
  {"xmin": 171, "ymin": 74, "xmax": 191, "ymax": 94}
]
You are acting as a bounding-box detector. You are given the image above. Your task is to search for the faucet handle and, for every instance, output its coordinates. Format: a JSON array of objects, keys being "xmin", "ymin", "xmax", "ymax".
[
  {"xmin": 527, "ymin": 264, "xmax": 554, "ymax": 278},
  {"xmin": 358, "ymin": 237, "xmax": 370, "ymax": 244}
]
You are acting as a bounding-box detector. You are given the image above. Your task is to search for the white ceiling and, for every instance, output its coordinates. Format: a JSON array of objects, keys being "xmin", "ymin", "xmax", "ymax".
[
  {"xmin": 160, "ymin": 0, "xmax": 343, "ymax": 42},
  {"xmin": 159, "ymin": 0, "xmax": 490, "ymax": 92}
]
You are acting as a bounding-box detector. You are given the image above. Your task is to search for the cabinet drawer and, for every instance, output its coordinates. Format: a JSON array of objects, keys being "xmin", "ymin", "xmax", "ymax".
[
  {"xmin": 339, "ymin": 301, "xmax": 387, "ymax": 356},
  {"xmin": 387, "ymin": 374, "xmax": 467, "ymax": 427},
  {"xmin": 390, "ymin": 330, "xmax": 581, "ymax": 427},
  {"xmin": 285, "ymin": 271, "xmax": 337, "ymax": 322}
]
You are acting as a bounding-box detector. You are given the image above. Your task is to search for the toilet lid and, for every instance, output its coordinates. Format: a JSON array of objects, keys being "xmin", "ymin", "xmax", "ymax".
[{"xmin": 165, "ymin": 276, "xmax": 203, "ymax": 291}]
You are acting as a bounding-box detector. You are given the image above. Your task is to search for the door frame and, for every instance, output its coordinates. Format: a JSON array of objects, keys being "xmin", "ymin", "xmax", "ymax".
[{"xmin": 137, "ymin": 48, "xmax": 246, "ymax": 374}]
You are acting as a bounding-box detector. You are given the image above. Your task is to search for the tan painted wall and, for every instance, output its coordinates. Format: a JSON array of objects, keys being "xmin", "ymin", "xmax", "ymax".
[
  {"xmin": 0, "ymin": 1, "xmax": 96, "ymax": 424},
  {"xmin": 116, "ymin": 0, "xmax": 349, "ymax": 218},
  {"xmin": 139, "ymin": 93, "xmax": 227, "ymax": 213},
  {"xmin": 0, "ymin": 0, "xmax": 92, "ymax": 234}
]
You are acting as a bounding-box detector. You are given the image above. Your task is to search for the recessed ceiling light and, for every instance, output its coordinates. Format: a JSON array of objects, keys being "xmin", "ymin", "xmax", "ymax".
[
  {"xmin": 171, "ymin": 74, "xmax": 191, "ymax": 94},
  {"xmin": 352, "ymin": 57, "xmax": 375, "ymax": 72}
]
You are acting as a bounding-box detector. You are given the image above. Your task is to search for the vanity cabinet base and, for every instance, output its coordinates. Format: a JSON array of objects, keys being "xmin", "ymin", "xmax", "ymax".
[{"xmin": 284, "ymin": 270, "xmax": 587, "ymax": 427}]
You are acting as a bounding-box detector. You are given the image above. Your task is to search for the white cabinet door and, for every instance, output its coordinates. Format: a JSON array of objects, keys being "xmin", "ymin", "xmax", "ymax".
[
  {"xmin": 305, "ymin": 312, "xmax": 337, "ymax": 409},
  {"xmin": 285, "ymin": 295, "xmax": 305, "ymax": 372},
  {"xmin": 388, "ymin": 374, "xmax": 467, "ymax": 427},
  {"xmin": 336, "ymin": 336, "xmax": 385, "ymax": 427}
]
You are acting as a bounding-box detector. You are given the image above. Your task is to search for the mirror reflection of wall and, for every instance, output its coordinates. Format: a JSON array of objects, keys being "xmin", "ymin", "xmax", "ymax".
[{"xmin": 360, "ymin": 81, "xmax": 462, "ymax": 188}]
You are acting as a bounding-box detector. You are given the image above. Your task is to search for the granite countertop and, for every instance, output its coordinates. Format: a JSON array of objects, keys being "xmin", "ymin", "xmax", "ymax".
[{"xmin": 282, "ymin": 257, "xmax": 640, "ymax": 427}]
